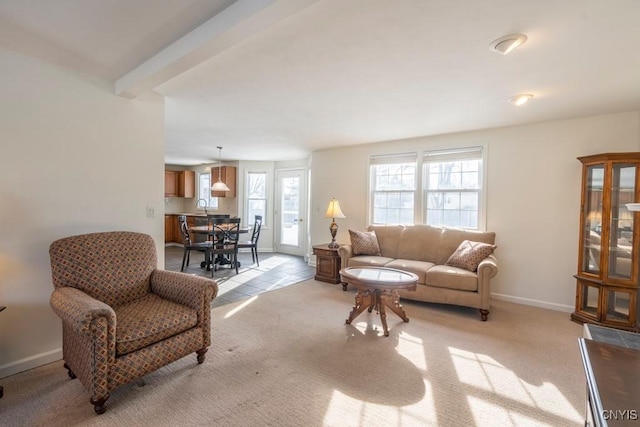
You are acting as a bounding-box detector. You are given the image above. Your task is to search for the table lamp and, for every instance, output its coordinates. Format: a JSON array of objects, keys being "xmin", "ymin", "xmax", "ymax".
[{"xmin": 325, "ymin": 198, "xmax": 346, "ymax": 248}]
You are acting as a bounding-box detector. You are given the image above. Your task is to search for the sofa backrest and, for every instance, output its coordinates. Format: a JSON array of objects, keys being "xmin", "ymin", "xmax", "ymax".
[
  {"xmin": 369, "ymin": 224, "xmax": 495, "ymax": 265},
  {"xmin": 367, "ymin": 225, "xmax": 404, "ymax": 258},
  {"xmin": 49, "ymin": 231, "xmax": 157, "ymax": 307},
  {"xmin": 436, "ymin": 227, "xmax": 496, "ymax": 265},
  {"xmin": 396, "ymin": 224, "xmax": 445, "ymax": 263}
]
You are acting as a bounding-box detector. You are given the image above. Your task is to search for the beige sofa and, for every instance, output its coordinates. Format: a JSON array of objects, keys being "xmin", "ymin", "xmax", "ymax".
[{"xmin": 337, "ymin": 224, "xmax": 498, "ymax": 320}]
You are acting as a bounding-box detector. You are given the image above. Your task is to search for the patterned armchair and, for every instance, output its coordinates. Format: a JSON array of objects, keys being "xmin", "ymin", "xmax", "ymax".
[{"xmin": 49, "ymin": 231, "xmax": 217, "ymax": 414}]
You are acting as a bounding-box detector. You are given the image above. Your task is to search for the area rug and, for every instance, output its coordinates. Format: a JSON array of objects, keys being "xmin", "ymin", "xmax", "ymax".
[{"xmin": 1, "ymin": 280, "xmax": 585, "ymax": 426}]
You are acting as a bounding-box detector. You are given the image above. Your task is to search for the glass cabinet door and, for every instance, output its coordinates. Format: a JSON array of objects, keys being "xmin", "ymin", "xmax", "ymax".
[
  {"xmin": 577, "ymin": 280, "xmax": 601, "ymax": 320},
  {"xmin": 603, "ymin": 288, "xmax": 635, "ymax": 324},
  {"xmin": 607, "ymin": 163, "xmax": 636, "ymax": 280},
  {"xmin": 581, "ymin": 165, "xmax": 604, "ymax": 275}
]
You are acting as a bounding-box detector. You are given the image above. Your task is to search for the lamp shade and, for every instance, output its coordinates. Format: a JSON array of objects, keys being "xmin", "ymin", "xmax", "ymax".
[
  {"xmin": 210, "ymin": 145, "xmax": 230, "ymax": 192},
  {"xmin": 325, "ymin": 198, "xmax": 346, "ymax": 219},
  {"xmin": 211, "ymin": 180, "xmax": 230, "ymax": 192}
]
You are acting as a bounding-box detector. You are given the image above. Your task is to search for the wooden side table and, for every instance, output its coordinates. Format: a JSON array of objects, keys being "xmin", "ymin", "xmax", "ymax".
[{"xmin": 312, "ymin": 244, "xmax": 341, "ymax": 284}]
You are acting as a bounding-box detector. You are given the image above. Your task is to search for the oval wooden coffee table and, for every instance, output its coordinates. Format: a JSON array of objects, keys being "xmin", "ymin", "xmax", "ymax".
[{"xmin": 340, "ymin": 267, "xmax": 418, "ymax": 337}]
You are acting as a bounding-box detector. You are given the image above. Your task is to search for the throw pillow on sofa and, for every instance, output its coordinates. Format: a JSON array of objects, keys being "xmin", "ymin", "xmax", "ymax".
[
  {"xmin": 446, "ymin": 240, "xmax": 496, "ymax": 272},
  {"xmin": 349, "ymin": 229, "xmax": 381, "ymax": 255}
]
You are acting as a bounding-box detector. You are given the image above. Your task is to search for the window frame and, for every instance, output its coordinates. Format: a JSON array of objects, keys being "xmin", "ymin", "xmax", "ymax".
[
  {"xmin": 369, "ymin": 153, "xmax": 418, "ymax": 225},
  {"xmin": 367, "ymin": 145, "xmax": 487, "ymax": 230},
  {"xmin": 245, "ymin": 170, "xmax": 268, "ymax": 227},
  {"xmin": 197, "ymin": 172, "xmax": 218, "ymax": 211},
  {"xmin": 422, "ymin": 146, "xmax": 486, "ymax": 230}
]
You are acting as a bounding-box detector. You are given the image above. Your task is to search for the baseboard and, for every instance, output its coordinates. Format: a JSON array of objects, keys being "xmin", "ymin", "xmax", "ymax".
[
  {"xmin": 0, "ymin": 348, "xmax": 62, "ymax": 379},
  {"xmin": 492, "ymin": 293, "xmax": 574, "ymax": 313}
]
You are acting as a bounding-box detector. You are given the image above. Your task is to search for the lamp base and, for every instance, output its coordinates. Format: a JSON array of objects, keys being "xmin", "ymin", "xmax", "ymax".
[{"xmin": 328, "ymin": 220, "xmax": 339, "ymax": 248}]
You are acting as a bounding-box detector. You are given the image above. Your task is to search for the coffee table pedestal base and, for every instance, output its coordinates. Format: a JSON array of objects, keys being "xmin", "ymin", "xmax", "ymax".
[{"xmin": 345, "ymin": 288, "xmax": 409, "ymax": 337}]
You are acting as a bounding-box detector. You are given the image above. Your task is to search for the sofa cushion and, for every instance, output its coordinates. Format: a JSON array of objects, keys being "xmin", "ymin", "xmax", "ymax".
[
  {"xmin": 349, "ymin": 229, "xmax": 381, "ymax": 255},
  {"xmin": 426, "ymin": 265, "xmax": 479, "ymax": 291},
  {"xmin": 114, "ymin": 293, "xmax": 198, "ymax": 356},
  {"xmin": 445, "ymin": 240, "xmax": 497, "ymax": 272},
  {"xmin": 385, "ymin": 259, "xmax": 435, "ymax": 284},
  {"xmin": 347, "ymin": 255, "xmax": 395, "ymax": 268}
]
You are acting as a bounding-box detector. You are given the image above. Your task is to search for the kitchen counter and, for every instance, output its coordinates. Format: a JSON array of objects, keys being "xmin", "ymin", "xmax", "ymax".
[{"xmin": 165, "ymin": 212, "xmax": 208, "ymax": 217}]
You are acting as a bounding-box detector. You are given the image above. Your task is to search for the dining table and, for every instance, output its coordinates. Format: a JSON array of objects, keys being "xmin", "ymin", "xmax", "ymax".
[{"xmin": 189, "ymin": 224, "xmax": 251, "ymax": 271}]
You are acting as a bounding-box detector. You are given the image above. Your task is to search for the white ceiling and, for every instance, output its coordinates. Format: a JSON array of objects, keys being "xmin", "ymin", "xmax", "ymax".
[{"xmin": 2, "ymin": 0, "xmax": 640, "ymax": 165}]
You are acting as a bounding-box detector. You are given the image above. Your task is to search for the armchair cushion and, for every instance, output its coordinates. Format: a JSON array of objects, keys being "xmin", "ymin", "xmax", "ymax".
[{"xmin": 114, "ymin": 294, "xmax": 198, "ymax": 356}]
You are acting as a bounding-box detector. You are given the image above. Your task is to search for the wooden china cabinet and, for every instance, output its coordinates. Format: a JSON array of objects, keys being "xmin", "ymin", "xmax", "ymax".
[{"xmin": 572, "ymin": 153, "xmax": 640, "ymax": 331}]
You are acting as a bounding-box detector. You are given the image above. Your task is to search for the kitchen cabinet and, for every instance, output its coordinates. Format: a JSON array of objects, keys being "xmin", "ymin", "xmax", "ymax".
[
  {"xmin": 164, "ymin": 171, "xmax": 177, "ymax": 197},
  {"xmin": 165, "ymin": 214, "xmax": 207, "ymax": 244},
  {"xmin": 572, "ymin": 152, "xmax": 640, "ymax": 331},
  {"xmin": 177, "ymin": 171, "xmax": 195, "ymax": 198},
  {"xmin": 165, "ymin": 170, "xmax": 195, "ymax": 198},
  {"xmin": 210, "ymin": 166, "xmax": 236, "ymax": 198},
  {"xmin": 164, "ymin": 215, "xmax": 176, "ymax": 243}
]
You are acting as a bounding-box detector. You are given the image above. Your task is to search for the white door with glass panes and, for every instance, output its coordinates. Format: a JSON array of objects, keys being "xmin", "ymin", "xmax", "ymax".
[{"xmin": 275, "ymin": 169, "xmax": 306, "ymax": 256}]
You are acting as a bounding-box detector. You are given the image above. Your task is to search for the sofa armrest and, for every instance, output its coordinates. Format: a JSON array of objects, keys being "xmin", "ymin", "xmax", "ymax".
[
  {"xmin": 337, "ymin": 244, "xmax": 354, "ymax": 270},
  {"xmin": 477, "ymin": 254, "xmax": 498, "ymax": 279},
  {"xmin": 476, "ymin": 254, "xmax": 498, "ymax": 313},
  {"xmin": 50, "ymin": 287, "xmax": 116, "ymax": 339}
]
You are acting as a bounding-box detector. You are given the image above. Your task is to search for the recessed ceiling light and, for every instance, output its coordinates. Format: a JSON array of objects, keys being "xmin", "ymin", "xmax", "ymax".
[
  {"xmin": 490, "ymin": 34, "xmax": 527, "ymax": 55},
  {"xmin": 509, "ymin": 94, "xmax": 533, "ymax": 106}
]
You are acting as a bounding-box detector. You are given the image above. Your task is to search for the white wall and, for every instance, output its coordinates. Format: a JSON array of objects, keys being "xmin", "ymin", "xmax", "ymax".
[
  {"xmin": 0, "ymin": 48, "xmax": 165, "ymax": 378},
  {"xmin": 310, "ymin": 111, "xmax": 640, "ymax": 311}
]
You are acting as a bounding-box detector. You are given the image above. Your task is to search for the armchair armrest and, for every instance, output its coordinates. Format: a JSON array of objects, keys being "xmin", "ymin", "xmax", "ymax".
[
  {"xmin": 50, "ymin": 287, "xmax": 116, "ymax": 338},
  {"xmin": 150, "ymin": 269, "xmax": 217, "ymax": 311},
  {"xmin": 50, "ymin": 287, "xmax": 117, "ymax": 399},
  {"xmin": 151, "ymin": 269, "xmax": 217, "ymax": 348}
]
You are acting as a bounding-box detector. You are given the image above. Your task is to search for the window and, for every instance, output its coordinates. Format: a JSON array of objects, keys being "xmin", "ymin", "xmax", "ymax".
[
  {"xmin": 197, "ymin": 173, "xmax": 218, "ymax": 210},
  {"xmin": 370, "ymin": 154, "xmax": 417, "ymax": 225},
  {"xmin": 423, "ymin": 146, "xmax": 483, "ymax": 229},
  {"xmin": 246, "ymin": 171, "xmax": 267, "ymax": 225}
]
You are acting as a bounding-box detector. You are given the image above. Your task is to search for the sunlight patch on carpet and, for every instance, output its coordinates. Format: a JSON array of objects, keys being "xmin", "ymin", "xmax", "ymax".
[
  {"xmin": 450, "ymin": 347, "xmax": 582, "ymax": 425},
  {"xmin": 323, "ymin": 387, "xmax": 437, "ymax": 426},
  {"xmin": 223, "ymin": 295, "xmax": 258, "ymax": 319},
  {"xmin": 396, "ymin": 333, "xmax": 427, "ymax": 371}
]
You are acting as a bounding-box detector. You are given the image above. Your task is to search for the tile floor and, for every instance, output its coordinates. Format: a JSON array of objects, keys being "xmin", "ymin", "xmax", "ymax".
[{"xmin": 164, "ymin": 245, "xmax": 316, "ymax": 308}]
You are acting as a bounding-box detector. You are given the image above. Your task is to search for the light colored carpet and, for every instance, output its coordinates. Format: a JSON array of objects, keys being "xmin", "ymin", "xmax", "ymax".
[{"xmin": 1, "ymin": 280, "xmax": 585, "ymax": 426}]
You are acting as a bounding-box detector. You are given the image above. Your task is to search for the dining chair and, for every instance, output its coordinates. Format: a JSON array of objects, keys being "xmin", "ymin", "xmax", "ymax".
[
  {"xmin": 208, "ymin": 217, "xmax": 241, "ymax": 276},
  {"xmin": 178, "ymin": 215, "xmax": 213, "ymax": 271},
  {"xmin": 238, "ymin": 215, "xmax": 263, "ymax": 266}
]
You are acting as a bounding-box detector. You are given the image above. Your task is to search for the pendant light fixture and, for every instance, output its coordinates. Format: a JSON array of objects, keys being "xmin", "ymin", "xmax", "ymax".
[{"xmin": 211, "ymin": 146, "xmax": 230, "ymax": 192}]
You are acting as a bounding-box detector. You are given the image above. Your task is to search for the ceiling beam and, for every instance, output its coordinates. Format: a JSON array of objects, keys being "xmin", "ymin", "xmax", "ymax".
[{"xmin": 115, "ymin": 0, "xmax": 319, "ymax": 98}]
